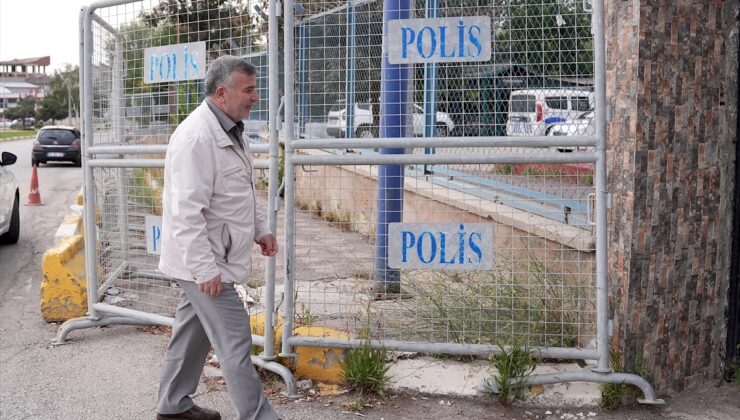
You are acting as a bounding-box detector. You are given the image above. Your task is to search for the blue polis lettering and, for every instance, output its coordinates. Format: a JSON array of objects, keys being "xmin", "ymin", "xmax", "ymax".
[
  {"xmin": 402, "ymin": 20, "xmax": 484, "ymax": 60},
  {"xmin": 401, "ymin": 224, "xmax": 484, "ymax": 265},
  {"xmin": 151, "ymin": 224, "xmax": 161, "ymax": 252},
  {"xmin": 149, "ymin": 45, "xmax": 200, "ymax": 82}
]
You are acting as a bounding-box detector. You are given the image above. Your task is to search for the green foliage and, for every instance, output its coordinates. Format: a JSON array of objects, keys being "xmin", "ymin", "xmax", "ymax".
[
  {"xmin": 0, "ymin": 130, "xmax": 36, "ymax": 140},
  {"xmin": 402, "ymin": 260, "xmax": 585, "ymax": 348},
  {"xmin": 4, "ymin": 96, "xmax": 37, "ymax": 121},
  {"xmin": 296, "ymin": 303, "xmax": 317, "ymax": 327},
  {"xmin": 493, "ymin": 163, "xmax": 513, "ymax": 175},
  {"xmin": 728, "ymin": 362, "xmax": 740, "ymax": 384},
  {"xmin": 487, "ymin": 342, "xmax": 537, "ymax": 405},
  {"xmin": 343, "ymin": 395, "xmax": 368, "ymax": 413},
  {"xmin": 496, "ymin": 0, "xmax": 594, "ymax": 77},
  {"xmin": 600, "ymin": 349, "xmax": 627, "ymax": 409},
  {"xmin": 341, "ymin": 341, "xmax": 391, "ymax": 396},
  {"xmin": 37, "ymin": 65, "xmax": 80, "ymax": 123},
  {"xmin": 129, "ymin": 168, "xmax": 160, "ymax": 209}
]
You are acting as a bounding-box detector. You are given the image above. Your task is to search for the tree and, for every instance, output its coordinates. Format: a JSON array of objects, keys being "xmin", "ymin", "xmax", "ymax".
[
  {"xmin": 4, "ymin": 96, "xmax": 37, "ymax": 123},
  {"xmin": 494, "ymin": 0, "xmax": 593, "ymax": 77},
  {"xmin": 37, "ymin": 65, "xmax": 80, "ymax": 123}
]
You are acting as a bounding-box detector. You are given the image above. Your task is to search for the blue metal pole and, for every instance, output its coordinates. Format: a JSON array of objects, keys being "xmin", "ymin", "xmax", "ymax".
[
  {"xmin": 423, "ymin": 0, "xmax": 438, "ymax": 174},
  {"xmin": 374, "ymin": 0, "xmax": 410, "ymax": 293},
  {"xmin": 344, "ymin": 2, "xmax": 356, "ymax": 139}
]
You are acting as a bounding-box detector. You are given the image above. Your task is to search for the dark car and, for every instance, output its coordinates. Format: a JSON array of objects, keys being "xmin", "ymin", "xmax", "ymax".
[{"xmin": 32, "ymin": 126, "xmax": 82, "ymax": 167}]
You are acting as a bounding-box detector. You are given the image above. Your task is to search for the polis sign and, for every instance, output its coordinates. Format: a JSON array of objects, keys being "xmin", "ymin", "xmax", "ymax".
[
  {"xmin": 388, "ymin": 16, "xmax": 492, "ymax": 64},
  {"xmin": 388, "ymin": 223, "xmax": 494, "ymax": 271},
  {"xmin": 145, "ymin": 215, "xmax": 162, "ymax": 255},
  {"xmin": 144, "ymin": 41, "xmax": 206, "ymax": 84}
]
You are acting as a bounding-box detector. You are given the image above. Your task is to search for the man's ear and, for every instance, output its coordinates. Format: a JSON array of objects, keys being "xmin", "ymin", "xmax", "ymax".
[{"xmin": 214, "ymin": 85, "xmax": 225, "ymax": 102}]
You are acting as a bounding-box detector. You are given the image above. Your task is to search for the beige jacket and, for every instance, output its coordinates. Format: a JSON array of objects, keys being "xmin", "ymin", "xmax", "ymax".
[{"xmin": 158, "ymin": 101, "xmax": 269, "ymax": 284}]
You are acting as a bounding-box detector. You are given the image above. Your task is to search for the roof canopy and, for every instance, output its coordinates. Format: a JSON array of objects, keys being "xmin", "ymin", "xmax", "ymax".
[{"xmin": 0, "ymin": 56, "xmax": 50, "ymax": 66}]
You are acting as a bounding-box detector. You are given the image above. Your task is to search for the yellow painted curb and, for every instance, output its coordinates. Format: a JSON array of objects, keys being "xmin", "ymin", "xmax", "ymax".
[
  {"xmin": 250, "ymin": 312, "xmax": 284, "ymax": 355},
  {"xmin": 292, "ymin": 326, "xmax": 349, "ymax": 384},
  {"xmin": 40, "ymin": 235, "xmax": 87, "ymax": 322},
  {"xmin": 63, "ymin": 213, "xmax": 83, "ymax": 236}
]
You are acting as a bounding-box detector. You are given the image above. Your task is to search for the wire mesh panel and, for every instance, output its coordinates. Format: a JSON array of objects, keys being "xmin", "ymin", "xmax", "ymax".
[
  {"xmin": 285, "ymin": 0, "xmax": 599, "ymax": 354},
  {"xmin": 87, "ymin": 0, "xmax": 272, "ymax": 317},
  {"xmin": 90, "ymin": 0, "xmax": 270, "ymax": 144},
  {"xmin": 297, "ymin": 0, "xmax": 593, "ymax": 137},
  {"xmin": 289, "ymin": 162, "xmax": 595, "ymax": 349}
]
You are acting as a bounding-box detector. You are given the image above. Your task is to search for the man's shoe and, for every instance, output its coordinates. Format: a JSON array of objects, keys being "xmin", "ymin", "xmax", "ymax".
[{"xmin": 156, "ymin": 405, "xmax": 221, "ymax": 420}]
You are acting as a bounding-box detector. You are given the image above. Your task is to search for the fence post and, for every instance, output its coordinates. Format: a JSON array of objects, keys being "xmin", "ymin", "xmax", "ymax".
[
  {"xmin": 593, "ymin": 0, "xmax": 610, "ymax": 374},
  {"xmin": 281, "ymin": 0, "xmax": 298, "ymax": 358},
  {"xmin": 374, "ymin": 0, "xmax": 410, "ymax": 293}
]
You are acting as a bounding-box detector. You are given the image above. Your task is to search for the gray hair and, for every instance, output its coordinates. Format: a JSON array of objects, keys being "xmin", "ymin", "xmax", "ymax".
[{"xmin": 204, "ymin": 55, "xmax": 257, "ymax": 96}]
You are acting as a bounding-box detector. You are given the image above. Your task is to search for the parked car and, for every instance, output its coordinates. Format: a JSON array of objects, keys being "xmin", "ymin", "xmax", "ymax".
[
  {"xmin": 32, "ymin": 126, "xmax": 82, "ymax": 167},
  {"xmin": 546, "ymin": 110, "xmax": 595, "ymax": 152},
  {"xmin": 0, "ymin": 151, "xmax": 20, "ymax": 244},
  {"xmin": 506, "ymin": 88, "xmax": 594, "ymax": 137},
  {"xmin": 326, "ymin": 102, "xmax": 455, "ymax": 138}
]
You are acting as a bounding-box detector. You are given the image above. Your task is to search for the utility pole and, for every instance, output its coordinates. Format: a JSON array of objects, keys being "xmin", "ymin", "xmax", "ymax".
[{"xmin": 67, "ymin": 78, "xmax": 73, "ymax": 126}]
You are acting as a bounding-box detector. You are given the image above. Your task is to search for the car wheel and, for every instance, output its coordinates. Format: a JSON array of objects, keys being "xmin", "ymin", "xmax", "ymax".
[
  {"xmin": 31, "ymin": 158, "xmax": 39, "ymax": 167},
  {"xmin": 0, "ymin": 193, "xmax": 20, "ymax": 245},
  {"xmin": 436, "ymin": 124, "xmax": 449, "ymax": 137},
  {"xmin": 74, "ymin": 157, "xmax": 82, "ymax": 167},
  {"xmin": 356, "ymin": 125, "xmax": 375, "ymax": 138}
]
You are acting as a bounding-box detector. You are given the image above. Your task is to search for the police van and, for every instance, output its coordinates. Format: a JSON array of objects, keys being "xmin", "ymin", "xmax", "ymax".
[{"xmin": 506, "ymin": 88, "xmax": 594, "ymax": 137}]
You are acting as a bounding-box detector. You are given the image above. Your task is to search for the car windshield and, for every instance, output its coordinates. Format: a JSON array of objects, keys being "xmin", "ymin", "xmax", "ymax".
[{"xmin": 38, "ymin": 129, "xmax": 76, "ymax": 140}]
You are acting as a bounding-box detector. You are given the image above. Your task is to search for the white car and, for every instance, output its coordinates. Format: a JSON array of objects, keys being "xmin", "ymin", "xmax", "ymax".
[
  {"xmin": 507, "ymin": 89, "xmax": 594, "ymax": 137},
  {"xmin": 326, "ymin": 102, "xmax": 455, "ymax": 138},
  {"xmin": 547, "ymin": 110, "xmax": 595, "ymax": 152},
  {"xmin": 0, "ymin": 151, "xmax": 20, "ymax": 244}
]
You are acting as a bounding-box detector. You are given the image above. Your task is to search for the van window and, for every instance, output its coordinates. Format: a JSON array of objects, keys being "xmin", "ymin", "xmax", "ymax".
[
  {"xmin": 572, "ymin": 97, "xmax": 592, "ymax": 111},
  {"xmin": 545, "ymin": 97, "xmax": 569, "ymax": 110},
  {"xmin": 510, "ymin": 95, "xmax": 536, "ymax": 113}
]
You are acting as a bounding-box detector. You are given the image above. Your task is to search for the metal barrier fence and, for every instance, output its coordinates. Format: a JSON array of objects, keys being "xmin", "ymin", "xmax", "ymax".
[
  {"xmin": 58, "ymin": 0, "xmax": 662, "ymax": 403},
  {"xmin": 280, "ymin": 0, "xmax": 661, "ymax": 403},
  {"xmin": 57, "ymin": 0, "xmax": 296, "ymax": 394}
]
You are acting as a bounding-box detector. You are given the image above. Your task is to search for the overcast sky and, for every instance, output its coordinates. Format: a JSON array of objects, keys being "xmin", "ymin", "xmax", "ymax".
[{"xmin": 0, "ymin": 0, "xmax": 83, "ymax": 73}]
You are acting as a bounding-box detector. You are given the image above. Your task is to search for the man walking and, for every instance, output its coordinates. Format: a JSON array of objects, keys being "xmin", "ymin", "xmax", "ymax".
[{"xmin": 156, "ymin": 55, "xmax": 279, "ymax": 420}]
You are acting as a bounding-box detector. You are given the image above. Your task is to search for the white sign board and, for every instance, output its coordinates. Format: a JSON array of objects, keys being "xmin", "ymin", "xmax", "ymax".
[
  {"xmin": 388, "ymin": 223, "xmax": 494, "ymax": 271},
  {"xmin": 144, "ymin": 41, "xmax": 206, "ymax": 84},
  {"xmin": 145, "ymin": 216, "xmax": 163, "ymax": 255},
  {"xmin": 387, "ymin": 16, "xmax": 491, "ymax": 64}
]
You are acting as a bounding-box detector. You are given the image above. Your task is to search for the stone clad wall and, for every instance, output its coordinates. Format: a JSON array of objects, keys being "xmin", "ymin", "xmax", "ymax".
[{"xmin": 606, "ymin": 0, "xmax": 738, "ymax": 394}]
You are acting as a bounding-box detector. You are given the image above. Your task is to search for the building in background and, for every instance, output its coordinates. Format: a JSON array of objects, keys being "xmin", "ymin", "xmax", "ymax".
[{"xmin": 0, "ymin": 56, "xmax": 50, "ymax": 117}]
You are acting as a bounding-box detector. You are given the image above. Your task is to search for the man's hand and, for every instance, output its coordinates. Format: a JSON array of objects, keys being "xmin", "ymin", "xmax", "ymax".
[
  {"xmin": 199, "ymin": 274, "xmax": 223, "ymax": 296},
  {"xmin": 258, "ymin": 234, "xmax": 278, "ymax": 257}
]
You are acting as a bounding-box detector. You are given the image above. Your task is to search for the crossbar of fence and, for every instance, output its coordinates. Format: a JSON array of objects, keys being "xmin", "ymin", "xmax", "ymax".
[
  {"xmin": 291, "ymin": 152, "xmax": 597, "ymax": 166},
  {"xmin": 290, "ymin": 136, "xmax": 597, "ymax": 150}
]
